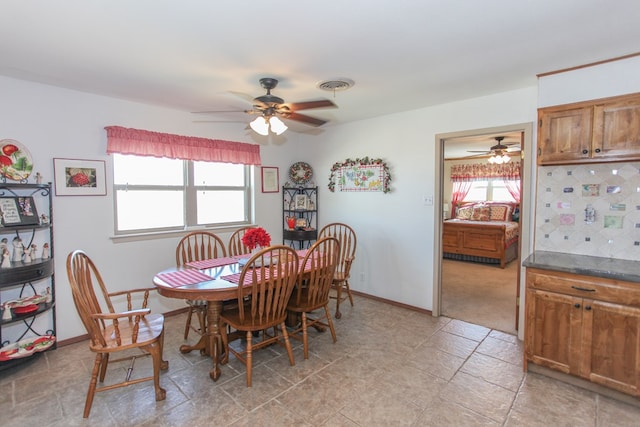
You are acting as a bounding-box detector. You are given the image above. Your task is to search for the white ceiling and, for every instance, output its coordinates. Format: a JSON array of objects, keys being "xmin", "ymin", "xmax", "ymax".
[{"xmin": 1, "ymin": 1, "xmax": 639, "ymax": 142}]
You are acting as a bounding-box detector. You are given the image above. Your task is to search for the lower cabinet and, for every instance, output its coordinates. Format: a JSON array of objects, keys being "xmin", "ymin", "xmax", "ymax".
[{"xmin": 525, "ymin": 268, "xmax": 640, "ymax": 396}]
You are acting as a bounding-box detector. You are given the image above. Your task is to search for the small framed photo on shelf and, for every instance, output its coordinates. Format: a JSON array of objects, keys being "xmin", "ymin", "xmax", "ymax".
[
  {"xmin": 53, "ymin": 158, "xmax": 107, "ymax": 196},
  {"xmin": 0, "ymin": 196, "xmax": 39, "ymax": 226},
  {"xmin": 261, "ymin": 166, "xmax": 279, "ymax": 193},
  {"xmin": 294, "ymin": 194, "xmax": 308, "ymax": 210},
  {"xmin": 295, "ymin": 218, "xmax": 308, "ymax": 228}
]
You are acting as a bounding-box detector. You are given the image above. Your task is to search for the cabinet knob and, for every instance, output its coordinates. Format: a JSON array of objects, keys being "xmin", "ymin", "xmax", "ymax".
[
  {"xmin": 594, "ymin": 148, "xmax": 601, "ymax": 153},
  {"xmin": 585, "ymin": 305, "xmax": 592, "ymax": 311},
  {"xmin": 582, "ymin": 149, "xmax": 589, "ymax": 154},
  {"xmin": 574, "ymin": 303, "xmax": 581, "ymax": 309}
]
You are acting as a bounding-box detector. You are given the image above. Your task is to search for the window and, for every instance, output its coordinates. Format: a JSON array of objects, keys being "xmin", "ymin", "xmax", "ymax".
[
  {"xmin": 463, "ymin": 180, "xmax": 517, "ymax": 203},
  {"xmin": 113, "ymin": 154, "xmax": 252, "ymax": 234}
]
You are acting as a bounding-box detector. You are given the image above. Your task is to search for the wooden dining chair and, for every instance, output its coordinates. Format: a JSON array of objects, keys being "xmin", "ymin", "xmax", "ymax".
[
  {"xmin": 219, "ymin": 245, "xmax": 299, "ymax": 386},
  {"xmin": 66, "ymin": 250, "xmax": 168, "ymax": 418},
  {"xmin": 287, "ymin": 236, "xmax": 340, "ymax": 359},
  {"xmin": 318, "ymin": 222, "xmax": 357, "ymax": 318},
  {"xmin": 227, "ymin": 226, "xmax": 256, "ymax": 257},
  {"xmin": 176, "ymin": 231, "xmax": 227, "ymax": 339}
]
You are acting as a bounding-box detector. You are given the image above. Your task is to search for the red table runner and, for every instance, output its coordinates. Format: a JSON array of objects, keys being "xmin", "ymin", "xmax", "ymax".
[
  {"xmin": 186, "ymin": 257, "xmax": 239, "ymax": 270},
  {"xmin": 221, "ymin": 258, "xmax": 314, "ymax": 284},
  {"xmin": 156, "ymin": 270, "xmax": 213, "ymax": 288}
]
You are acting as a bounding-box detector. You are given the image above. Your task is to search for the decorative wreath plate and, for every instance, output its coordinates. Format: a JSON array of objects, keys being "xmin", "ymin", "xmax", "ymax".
[
  {"xmin": 288, "ymin": 162, "xmax": 313, "ymax": 185},
  {"xmin": 0, "ymin": 139, "xmax": 33, "ymax": 181}
]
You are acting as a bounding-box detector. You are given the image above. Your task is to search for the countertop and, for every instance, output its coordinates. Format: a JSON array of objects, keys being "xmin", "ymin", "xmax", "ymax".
[{"xmin": 523, "ymin": 251, "xmax": 640, "ymax": 284}]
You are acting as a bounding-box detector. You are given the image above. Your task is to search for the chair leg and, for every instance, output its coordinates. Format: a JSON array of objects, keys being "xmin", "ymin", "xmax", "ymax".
[
  {"xmin": 335, "ymin": 282, "xmax": 343, "ymax": 319},
  {"xmin": 159, "ymin": 328, "xmax": 169, "ymax": 370},
  {"xmin": 344, "ymin": 280, "xmax": 354, "ymax": 306},
  {"xmin": 245, "ymin": 330, "xmax": 253, "ymax": 387},
  {"xmin": 302, "ymin": 312, "xmax": 309, "ymax": 359},
  {"xmin": 98, "ymin": 353, "xmax": 109, "ymax": 382},
  {"xmin": 323, "ymin": 304, "xmax": 337, "ymax": 343},
  {"xmin": 281, "ymin": 321, "xmax": 296, "ymax": 366},
  {"xmin": 84, "ymin": 353, "xmax": 103, "ymax": 418},
  {"xmin": 146, "ymin": 342, "xmax": 167, "ymax": 402},
  {"xmin": 184, "ymin": 305, "xmax": 194, "ymax": 339}
]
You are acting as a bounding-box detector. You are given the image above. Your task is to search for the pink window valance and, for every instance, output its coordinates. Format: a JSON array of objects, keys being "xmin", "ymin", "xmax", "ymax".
[
  {"xmin": 105, "ymin": 126, "xmax": 261, "ymax": 165},
  {"xmin": 450, "ymin": 162, "xmax": 520, "ymax": 182}
]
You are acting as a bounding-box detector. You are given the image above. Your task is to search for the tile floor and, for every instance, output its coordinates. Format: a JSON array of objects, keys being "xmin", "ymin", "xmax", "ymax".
[{"xmin": 2, "ymin": 295, "xmax": 640, "ymax": 426}]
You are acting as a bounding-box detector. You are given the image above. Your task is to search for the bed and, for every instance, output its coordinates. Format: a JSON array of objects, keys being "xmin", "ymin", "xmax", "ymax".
[{"xmin": 443, "ymin": 202, "xmax": 519, "ymax": 268}]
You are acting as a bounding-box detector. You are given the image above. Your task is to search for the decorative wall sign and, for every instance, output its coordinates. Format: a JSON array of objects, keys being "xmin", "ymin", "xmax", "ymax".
[
  {"xmin": 328, "ymin": 157, "xmax": 391, "ymax": 193},
  {"xmin": 0, "ymin": 196, "xmax": 39, "ymax": 226},
  {"xmin": 260, "ymin": 166, "xmax": 279, "ymax": 193}
]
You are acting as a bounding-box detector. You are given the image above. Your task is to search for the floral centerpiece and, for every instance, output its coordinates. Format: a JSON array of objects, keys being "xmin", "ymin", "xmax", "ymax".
[{"xmin": 241, "ymin": 227, "xmax": 271, "ymax": 251}]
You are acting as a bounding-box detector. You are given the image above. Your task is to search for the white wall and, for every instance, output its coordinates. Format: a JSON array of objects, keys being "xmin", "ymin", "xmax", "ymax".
[
  {"xmin": 298, "ymin": 87, "xmax": 538, "ymax": 311},
  {"xmin": 0, "ymin": 76, "xmax": 299, "ymax": 341}
]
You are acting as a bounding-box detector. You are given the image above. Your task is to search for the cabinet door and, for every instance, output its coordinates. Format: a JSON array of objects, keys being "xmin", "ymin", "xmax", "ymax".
[
  {"xmin": 538, "ymin": 107, "xmax": 592, "ymax": 164},
  {"xmin": 525, "ymin": 289, "xmax": 583, "ymax": 375},
  {"xmin": 581, "ymin": 299, "xmax": 640, "ymax": 396},
  {"xmin": 592, "ymin": 95, "xmax": 640, "ymax": 161}
]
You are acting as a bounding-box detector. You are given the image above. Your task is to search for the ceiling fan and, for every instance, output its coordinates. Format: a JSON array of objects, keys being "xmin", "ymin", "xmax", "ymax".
[
  {"xmin": 467, "ymin": 136, "xmax": 521, "ymax": 163},
  {"xmin": 192, "ymin": 77, "xmax": 337, "ymax": 135}
]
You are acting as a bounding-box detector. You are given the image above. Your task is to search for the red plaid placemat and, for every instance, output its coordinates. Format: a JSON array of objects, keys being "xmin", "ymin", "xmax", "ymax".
[
  {"xmin": 156, "ymin": 270, "xmax": 213, "ymax": 288},
  {"xmin": 186, "ymin": 257, "xmax": 238, "ymax": 269}
]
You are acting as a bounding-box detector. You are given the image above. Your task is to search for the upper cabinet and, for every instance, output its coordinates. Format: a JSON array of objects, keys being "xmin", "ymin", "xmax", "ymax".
[{"xmin": 537, "ymin": 92, "xmax": 640, "ymax": 165}]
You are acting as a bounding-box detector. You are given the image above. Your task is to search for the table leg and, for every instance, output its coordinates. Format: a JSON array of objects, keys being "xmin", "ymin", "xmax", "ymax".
[{"xmin": 207, "ymin": 300, "xmax": 223, "ymax": 381}]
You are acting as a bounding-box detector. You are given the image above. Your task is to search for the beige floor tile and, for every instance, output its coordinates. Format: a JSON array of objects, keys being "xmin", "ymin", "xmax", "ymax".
[{"xmin": 1, "ymin": 295, "xmax": 637, "ymax": 426}]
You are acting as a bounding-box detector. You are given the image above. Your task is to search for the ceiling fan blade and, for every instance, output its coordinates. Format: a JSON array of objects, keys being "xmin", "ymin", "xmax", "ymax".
[
  {"xmin": 284, "ymin": 99, "xmax": 336, "ymax": 111},
  {"xmin": 191, "ymin": 110, "xmax": 249, "ymax": 114},
  {"xmin": 467, "ymin": 150, "xmax": 491, "ymax": 153},
  {"xmin": 283, "ymin": 112, "xmax": 327, "ymax": 127}
]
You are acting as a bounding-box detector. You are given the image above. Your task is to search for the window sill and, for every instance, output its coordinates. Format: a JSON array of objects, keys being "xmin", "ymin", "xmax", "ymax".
[{"xmin": 110, "ymin": 225, "xmax": 254, "ymax": 244}]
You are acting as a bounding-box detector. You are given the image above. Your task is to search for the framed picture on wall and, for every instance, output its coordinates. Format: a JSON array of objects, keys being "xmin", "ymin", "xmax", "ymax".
[
  {"xmin": 53, "ymin": 158, "xmax": 107, "ymax": 196},
  {"xmin": 261, "ymin": 166, "xmax": 279, "ymax": 193}
]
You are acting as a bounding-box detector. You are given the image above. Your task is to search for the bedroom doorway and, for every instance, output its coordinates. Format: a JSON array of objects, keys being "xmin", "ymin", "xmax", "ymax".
[{"xmin": 435, "ymin": 125, "xmax": 529, "ymax": 335}]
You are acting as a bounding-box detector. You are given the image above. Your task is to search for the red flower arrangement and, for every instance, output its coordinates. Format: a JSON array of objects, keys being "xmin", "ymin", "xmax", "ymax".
[{"xmin": 241, "ymin": 227, "xmax": 271, "ymax": 251}]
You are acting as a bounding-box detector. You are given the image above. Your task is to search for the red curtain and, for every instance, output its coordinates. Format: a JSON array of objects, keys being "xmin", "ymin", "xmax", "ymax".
[
  {"xmin": 504, "ymin": 179, "xmax": 521, "ymax": 203},
  {"xmin": 104, "ymin": 126, "xmax": 261, "ymax": 165},
  {"xmin": 451, "ymin": 181, "xmax": 472, "ymax": 217}
]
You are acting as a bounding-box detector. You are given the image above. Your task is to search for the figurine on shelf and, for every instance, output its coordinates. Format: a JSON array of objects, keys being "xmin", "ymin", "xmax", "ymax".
[
  {"xmin": 23, "ymin": 246, "xmax": 32, "ymax": 263},
  {"xmin": 30, "ymin": 244, "xmax": 37, "ymax": 260},
  {"xmin": 41, "ymin": 243, "xmax": 50, "ymax": 259},
  {"xmin": 40, "ymin": 214, "xmax": 49, "ymax": 225},
  {"xmin": 12, "ymin": 237, "xmax": 23, "ymax": 262},
  {"xmin": 2, "ymin": 303, "xmax": 11, "ymax": 320},
  {"xmin": 0, "ymin": 237, "xmax": 7, "ymax": 252},
  {"xmin": 45, "ymin": 287, "xmax": 52, "ymax": 304},
  {"xmin": 1, "ymin": 247, "xmax": 11, "ymax": 268},
  {"xmin": 35, "ymin": 172, "xmax": 43, "ymax": 184}
]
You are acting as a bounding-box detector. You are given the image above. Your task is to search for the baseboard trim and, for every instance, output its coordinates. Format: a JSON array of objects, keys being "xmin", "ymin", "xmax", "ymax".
[{"xmin": 351, "ymin": 290, "xmax": 432, "ymax": 316}]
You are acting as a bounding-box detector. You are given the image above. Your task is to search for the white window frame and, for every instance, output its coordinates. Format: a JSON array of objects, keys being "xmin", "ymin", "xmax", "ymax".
[
  {"xmin": 112, "ymin": 154, "xmax": 253, "ymax": 235},
  {"xmin": 463, "ymin": 179, "xmax": 517, "ymax": 203}
]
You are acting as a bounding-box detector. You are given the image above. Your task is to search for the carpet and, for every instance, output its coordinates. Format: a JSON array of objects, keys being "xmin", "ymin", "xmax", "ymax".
[{"xmin": 441, "ymin": 258, "xmax": 518, "ymax": 334}]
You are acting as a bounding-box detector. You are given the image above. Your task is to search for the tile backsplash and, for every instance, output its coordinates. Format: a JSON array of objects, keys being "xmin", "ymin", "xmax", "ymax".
[{"xmin": 535, "ymin": 162, "xmax": 640, "ymax": 261}]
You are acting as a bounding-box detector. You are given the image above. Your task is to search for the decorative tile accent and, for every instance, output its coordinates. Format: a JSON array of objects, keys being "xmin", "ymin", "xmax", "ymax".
[{"xmin": 535, "ymin": 162, "xmax": 640, "ymax": 261}]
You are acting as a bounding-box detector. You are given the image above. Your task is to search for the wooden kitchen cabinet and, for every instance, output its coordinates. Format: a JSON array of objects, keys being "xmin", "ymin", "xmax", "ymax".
[
  {"xmin": 525, "ymin": 268, "xmax": 640, "ymax": 396},
  {"xmin": 537, "ymin": 92, "xmax": 640, "ymax": 165}
]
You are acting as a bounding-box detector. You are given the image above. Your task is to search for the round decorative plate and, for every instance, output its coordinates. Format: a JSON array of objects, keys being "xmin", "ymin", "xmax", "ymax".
[
  {"xmin": 289, "ymin": 162, "xmax": 313, "ymax": 185},
  {"xmin": 0, "ymin": 139, "xmax": 33, "ymax": 181}
]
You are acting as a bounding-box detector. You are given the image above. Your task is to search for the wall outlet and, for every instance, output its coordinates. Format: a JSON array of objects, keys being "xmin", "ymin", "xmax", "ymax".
[
  {"xmin": 423, "ymin": 195, "xmax": 433, "ymax": 206},
  {"xmin": 359, "ymin": 272, "xmax": 365, "ymax": 281}
]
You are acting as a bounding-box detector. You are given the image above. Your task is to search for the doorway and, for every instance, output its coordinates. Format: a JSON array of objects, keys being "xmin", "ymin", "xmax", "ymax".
[{"xmin": 432, "ymin": 123, "xmax": 533, "ymax": 337}]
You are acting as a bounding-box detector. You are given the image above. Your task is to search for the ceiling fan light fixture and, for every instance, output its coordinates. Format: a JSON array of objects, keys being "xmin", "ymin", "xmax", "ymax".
[
  {"xmin": 250, "ymin": 116, "xmax": 269, "ymax": 136},
  {"xmin": 269, "ymin": 116, "xmax": 288, "ymax": 135}
]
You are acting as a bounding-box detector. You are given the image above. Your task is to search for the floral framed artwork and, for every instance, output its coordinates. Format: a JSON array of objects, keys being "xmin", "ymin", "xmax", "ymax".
[
  {"xmin": 53, "ymin": 158, "xmax": 107, "ymax": 196},
  {"xmin": 261, "ymin": 166, "xmax": 279, "ymax": 193},
  {"xmin": 328, "ymin": 157, "xmax": 391, "ymax": 193}
]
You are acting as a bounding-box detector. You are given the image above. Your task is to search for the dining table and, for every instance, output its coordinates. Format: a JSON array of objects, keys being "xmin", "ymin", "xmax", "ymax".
[{"xmin": 152, "ymin": 249, "xmax": 309, "ymax": 381}]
